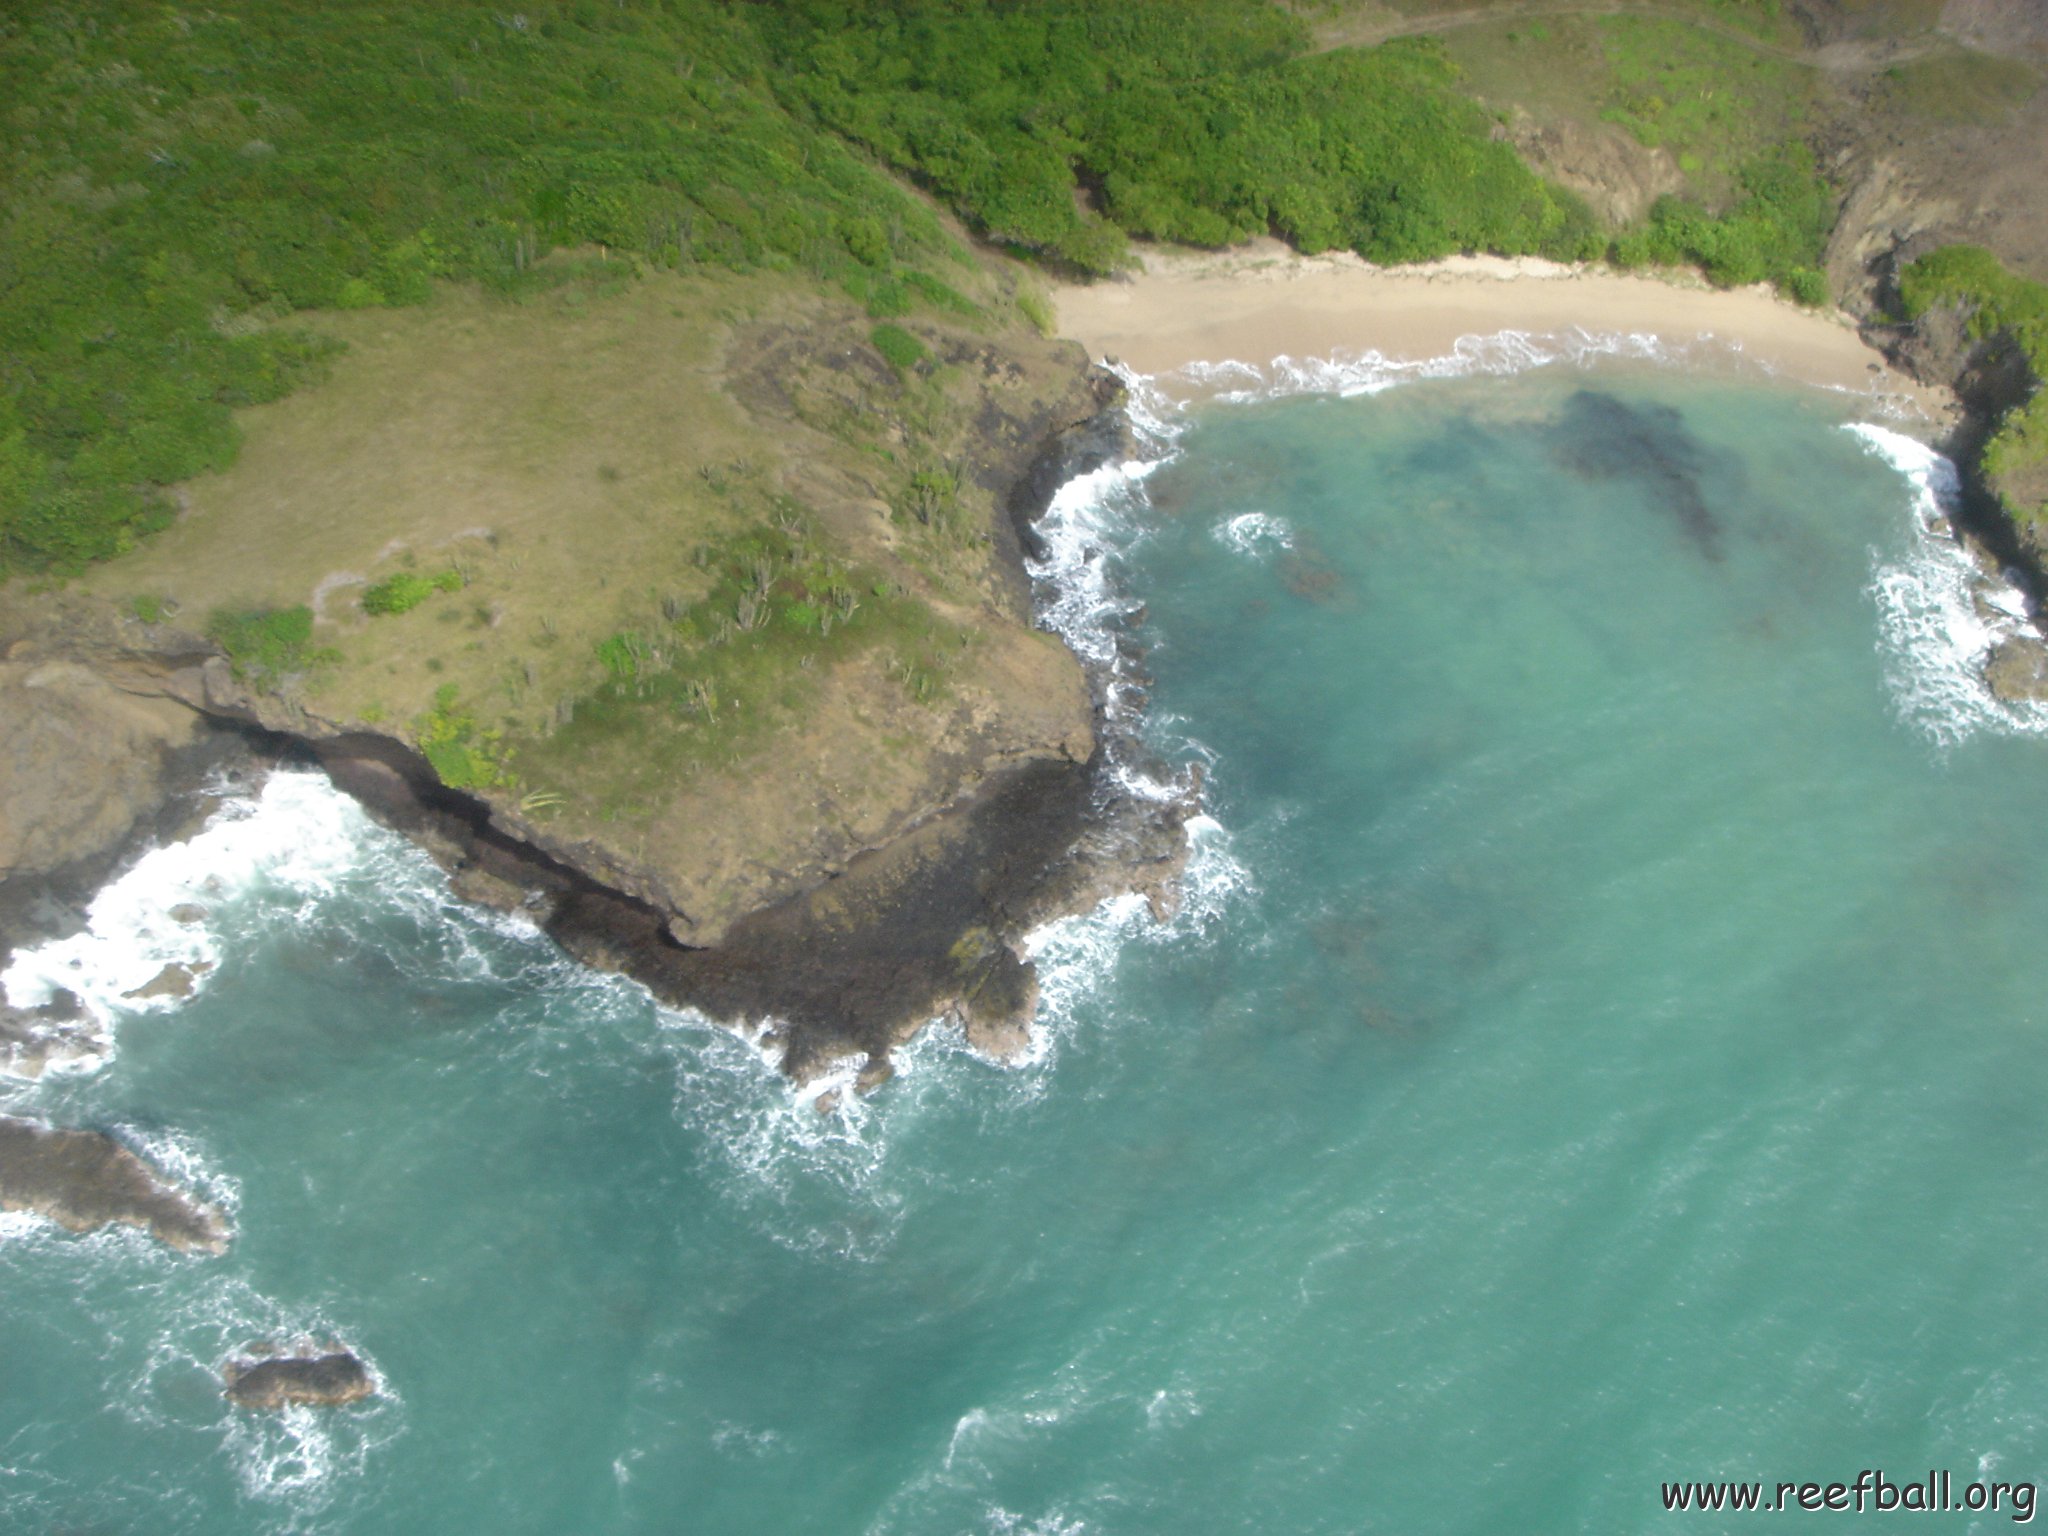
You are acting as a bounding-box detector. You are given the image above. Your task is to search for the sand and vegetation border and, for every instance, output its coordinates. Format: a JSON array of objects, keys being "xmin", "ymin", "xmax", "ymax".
[{"xmin": 1054, "ymin": 240, "xmax": 1954, "ymax": 417}]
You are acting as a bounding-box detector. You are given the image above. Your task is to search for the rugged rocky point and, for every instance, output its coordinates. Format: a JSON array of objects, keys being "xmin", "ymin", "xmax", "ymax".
[
  {"xmin": 0, "ymin": 1114, "xmax": 229, "ymax": 1253},
  {"xmin": 0, "ymin": 339, "xmax": 1187, "ymax": 1085}
]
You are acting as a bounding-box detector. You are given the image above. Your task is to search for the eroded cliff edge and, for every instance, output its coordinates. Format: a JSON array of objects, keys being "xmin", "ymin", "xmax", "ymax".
[{"xmin": 0, "ymin": 280, "xmax": 1189, "ymax": 1089}]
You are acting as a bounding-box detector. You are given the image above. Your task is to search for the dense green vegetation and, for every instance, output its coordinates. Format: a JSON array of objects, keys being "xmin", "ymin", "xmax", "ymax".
[
  {"xmin": 869, "ymin": 322, "xmax": 929, "ymax": 373},
  {"xmin": 1900, "ymin": 246, "xmax": 2048, "ymax": 358},
  {"xmin": 1, "ymin": 0, "xmax": 1862, "ymax": 584},
  {"xmin": 416, "ymin": 684, "xmax": 515, "ymax": 790},
  {"xmin": 1900, "ymin": 246, "xmax": 2048, "ymax": 521},
  {"xmin": 1613, "ymin": 141, "xmax": 1832, "ymax": 301},
  {"xmin": 757, "ymin": 3, "xmax": 1600, "ymax": 270},
  {"xmin": 205, "ymin": 604, "xmax": 329, "ymax": 681}
]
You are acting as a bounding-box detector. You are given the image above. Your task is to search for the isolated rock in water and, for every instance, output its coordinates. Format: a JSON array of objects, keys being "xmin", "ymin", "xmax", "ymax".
[
  {"xmin": 1983, "ymin": 634, "xmax": 2048, "ymax": 703},
  {"xmin": 0, "ymin": 1115, "xmax": 229, "ymax": 1253},
  {"xmin": 223, "ymin": 1350, "xmax": 375, "ymax": 1410},
  {"xmin": 122, "ymin": 960, "xmax": 205, "ymax": 1001}
]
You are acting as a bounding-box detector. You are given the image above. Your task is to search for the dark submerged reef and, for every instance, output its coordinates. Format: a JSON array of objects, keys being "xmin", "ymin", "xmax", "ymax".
[{"xmin": 1551, "ymin": 391, "xmax": 1726, "ymax": 562}]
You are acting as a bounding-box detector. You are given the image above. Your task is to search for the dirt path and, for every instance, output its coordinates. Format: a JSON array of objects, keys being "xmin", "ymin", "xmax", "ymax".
[{"xmin": 1303, "ymin": 0, "xmax": 1948, "ymax": 73}]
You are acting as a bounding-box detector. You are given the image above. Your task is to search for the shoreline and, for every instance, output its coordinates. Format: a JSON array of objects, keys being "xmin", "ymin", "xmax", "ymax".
[{"xmin": 1053, "ymin": 241, "xmax": 1958, "ymax": 425}]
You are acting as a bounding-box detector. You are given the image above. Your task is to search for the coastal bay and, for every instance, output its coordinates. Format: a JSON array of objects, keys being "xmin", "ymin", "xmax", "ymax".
[
  {"xmin": 11, "ymin": 352, "xmax": 2048, "ymax": 1532},
  {"xmin": 5, "ymin": 2, "xmax": 2048, "ymax": 1528}
]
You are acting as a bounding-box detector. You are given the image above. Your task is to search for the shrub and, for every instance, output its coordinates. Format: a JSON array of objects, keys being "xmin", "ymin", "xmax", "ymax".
[
  {"xmin": 1898, "ymin": 245, "xmax": 2048, "ymax": 523},
  {"xmin": 415, "ymin": 684, "xmax": 515, "ymax": 790},
  {"xmin": 871, "ymin": 323, "xmax": 928, "ymax": 372},
  {"xmin": 596, "ymin": 632, "xmax": 643, "ymax": 681},
  {"xmin": 361, "ymin": 569, "xmax": 463, "ymax": 616},
  {"xmin": 1898, "ymin": 245, "xmax": 2048, "ymax": 365},
  {"xmin": 1785, "ymin": 267, "xmax": 1828, "ymax": 308},
  {"xmin": 1015, "ymin": 288, "xmax": 1056, "ymax": 337},
  {"xmin": 1609, "ymin": 142, "xmax": 1834, "ymax": 302},
  {"xmin": 207, "ymin": 605, "xmax": 328, "ymax": 680},
  {"xmin": 755, "ymin": 10, "xmax": 1589, "ymax": 274}
]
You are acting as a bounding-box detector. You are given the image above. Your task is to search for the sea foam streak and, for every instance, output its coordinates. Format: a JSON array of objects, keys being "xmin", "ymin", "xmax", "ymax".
[
  {"xmin": 0, "ymin": 771, "xmax": 373, "ymax": 1067},
  {"xmin": 0, "ymin": 768, "xmax": 563, "ymax": 1079},
  {"xmin": 1018, "ymin": 373, "xmax": 1253, "ymax": 1036},
  {"xmin": 1852, "ymin": 423, "xmax": 2048, "ymax": 747},
  {"xmin": 1214, "ymin": 511, "xmax": 1294, "ymax": 558},
  {"xmin": 1167, "ymin": 327, "xmax": 1677, "ymax": 404}
]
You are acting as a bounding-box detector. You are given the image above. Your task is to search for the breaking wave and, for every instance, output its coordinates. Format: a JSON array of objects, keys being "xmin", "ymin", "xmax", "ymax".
[
  {"xmin": 1852, "ymin": 423, "xmax": 2048, "ymax": 747},
  {"xmin": 1214, "ymin": 511, "xmax": 1295, "ymax": 558},
  {"xmin": 1167, "ymin": 326, "xmax": 1679, "ymax": 403},
  {"xmin": 0, "ymin": 768, "xmax": 563, "ymax": 1080}
]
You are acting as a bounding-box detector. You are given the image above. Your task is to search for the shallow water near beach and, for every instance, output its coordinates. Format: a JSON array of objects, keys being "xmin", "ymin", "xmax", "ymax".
[{"xmin": 8, "ymin": 360, "xmax": 2048, "ymax": 1533}]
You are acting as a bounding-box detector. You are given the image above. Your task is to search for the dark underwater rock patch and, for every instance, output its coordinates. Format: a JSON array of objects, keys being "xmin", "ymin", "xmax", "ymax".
[{"xmin": 1552, "ymin": 390, "xmax": 1726, "ymax": 561}]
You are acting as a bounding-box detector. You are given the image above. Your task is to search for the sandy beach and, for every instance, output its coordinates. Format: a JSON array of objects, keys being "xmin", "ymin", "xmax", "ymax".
[{"xmin": 1054, "ymin": 241, "xmax": 1955, "ymax": 423}]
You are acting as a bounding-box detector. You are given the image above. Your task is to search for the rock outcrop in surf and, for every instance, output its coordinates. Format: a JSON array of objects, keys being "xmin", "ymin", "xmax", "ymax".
[
  {"xmin": 223, "ymin": 1349, "xmax": 376, "ymax": 1410},
  {"xmin": 0, "ymin": 1114, "xmax": 229, "ymax": 1253}
]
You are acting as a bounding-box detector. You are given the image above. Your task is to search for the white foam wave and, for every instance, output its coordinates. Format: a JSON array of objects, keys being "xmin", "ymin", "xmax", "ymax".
[
  {"xmin": 1, "ymin": 767, "xmax": 564, "ymax": 1080},
  {"xmin": 1029, "ymin": 454, "xmax": 1163, "ymax": 689},
  {"xmin": 1, "ymin": 771, "xmax": 374, "ymax": 1066},
  {"xmin": 1851, "ymin": 423, "xmax": 2048, "ymax": 747},
  {"xmin": 1167, "ymin": 327, "xmax": 1676, "ymax": 405},
  {"xmin": 1214, "ymin": 511, "xmax": 1294, "ymax": 558},
  {"xmin": 654, "ymin": 1007, "xmax": 913, "ymax": 1257},
  {"xmin": 1021, "ymin": 814, "xmax": 1252, "ymax": 1068},
  {"xmin": 869, "ymin": 1368, "xmax": 1114, "ymax": 1533},
  {"xmin": 0, "ymin": 1185, "xmax": 191, "ymax": 1261},
  {"xmin": 221, "ymin": 1394, "xmax": 393, "ymax": 1521},
  {"xmin": 0, "ymin": 1206, "xmax": 129, "ymax": 1252},
  {"xmin": 1011, "ymin": 379, "xmax": 1263, "ymax": 1073},
  {"xmin": 113, "ymin": 1123, "xmax": 242, "ymax": 1223},
  {"xmin": 643, "ymin": 807, "xmax": 1253, "ymax": 1215}
]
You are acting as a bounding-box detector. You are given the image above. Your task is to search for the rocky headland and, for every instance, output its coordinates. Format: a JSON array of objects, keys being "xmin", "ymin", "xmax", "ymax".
[
  {"xmin": 0, "ymin": 299, "xmax": 1189, "ymax": 1096},
  {"xmin": 1, "ymin": 222, "xmax": 2036, "ymax": 1123}
]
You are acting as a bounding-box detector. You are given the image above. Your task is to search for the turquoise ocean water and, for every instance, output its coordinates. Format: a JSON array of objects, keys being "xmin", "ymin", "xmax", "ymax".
[{"xmin": 7, "ymin": 349, "xmax": 2048, "ymax": 1533}]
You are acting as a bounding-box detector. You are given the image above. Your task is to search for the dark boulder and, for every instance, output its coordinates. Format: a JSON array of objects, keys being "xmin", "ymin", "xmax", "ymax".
[{"xmin": 223, "ymin": 1350, "xmax": 375, "ymax": 1410}]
